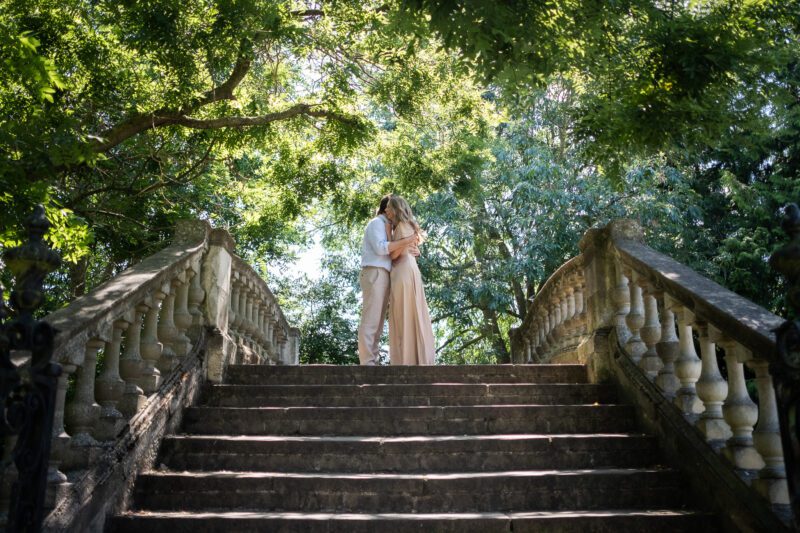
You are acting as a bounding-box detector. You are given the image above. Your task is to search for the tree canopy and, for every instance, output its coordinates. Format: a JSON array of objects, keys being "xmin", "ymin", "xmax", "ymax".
[{"xmin": 1, "ymin": 1, "xmax": 797, "ymax": 361}]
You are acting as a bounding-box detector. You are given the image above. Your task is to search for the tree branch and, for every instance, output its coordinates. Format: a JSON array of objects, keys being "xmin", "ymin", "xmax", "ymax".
[
  {"xmin": 136, "ymin": 141, "xmax": 216, "ymax": 196},
  {"xmin": 169, "ymin": 104, "xmax": 359, "ymax": 129},
  {"xmin": 76, "ymin": 208, "xmax": 149, "ymax": 229},
  {"xmin": 94, "ymin": 44, "xmax": 256, "ymax": 153},
  {"xmin": 93, "ymin": 103, "xmax": 358, "ymax": 154},
  {"xmin": 190, "ymin": 55, "xmax": 252, "ymax": 110},
  {"xmin": 291, "ymin": 9, "xmax": 325, "ymax": 18},
  {"xmin": 452, "ymin": 334, "xmax": 488, "ymax": 355},
  {"xmin": 435, "ymin": 328, "xmax": 474, "ymax": 353}
]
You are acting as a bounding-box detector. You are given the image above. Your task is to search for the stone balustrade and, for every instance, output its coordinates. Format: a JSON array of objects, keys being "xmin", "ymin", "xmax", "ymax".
[
  {"xmin": 228, "ymin": 255, "xmax": 298, "ymax": 366},
  {"xmin": 512, "ymin": 256, "xmax": 587, "ymax": 364},
  {"xmin": 35, "ymin": 219, "xmax": 299, "ymax": 531},
  {"xmin": 515, "ymin": 219, "xmax": 790, "ymax": 527}
]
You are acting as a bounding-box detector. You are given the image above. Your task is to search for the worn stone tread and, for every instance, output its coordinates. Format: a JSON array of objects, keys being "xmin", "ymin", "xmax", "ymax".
[
  {"xmin": 111, "ymin": 363, "xmax": 719, "ymax": 530},
  {"xmin": 160, "ymin": 433, "xmax": 660, "ymax": 471},
  {"xmin": 111, "ymin": 509, "xmax": 718, "ymax": 533},
  {"xmin": 202, "ymin": 383, "xmax": 617, "ymax": 407},
  {"xmin": 183, "ymin": 404, "xmax": 637, "ymax": 435},
  {"xmin": 134, "ymin": 468, "xmax": 686, "ymax": 512},
  {"xmin": 224, "ymin": 364, "xmax": 589, "ymax": 385}
]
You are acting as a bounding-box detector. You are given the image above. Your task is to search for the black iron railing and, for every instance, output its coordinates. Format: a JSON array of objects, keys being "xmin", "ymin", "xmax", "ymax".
[
  {"xmin": 0, "ymin": 205, "xmax": 62, "ymax": 532},
  {"xmin": 770, "ymin": 202, "xmax": 800, "ymax": 528}
]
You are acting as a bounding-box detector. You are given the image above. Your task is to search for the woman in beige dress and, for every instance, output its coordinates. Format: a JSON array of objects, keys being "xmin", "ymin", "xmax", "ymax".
[{"xmin": 384, "ymin": 195, "xmax": 436, "ymax": 365}]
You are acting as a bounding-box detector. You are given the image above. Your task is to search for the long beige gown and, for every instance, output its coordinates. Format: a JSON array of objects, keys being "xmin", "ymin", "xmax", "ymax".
[{"xmin": 388, "ymin": 221, "xmax": 436, "ymax": 365}]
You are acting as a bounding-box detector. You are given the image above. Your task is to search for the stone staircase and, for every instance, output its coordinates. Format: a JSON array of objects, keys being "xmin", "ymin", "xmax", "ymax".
[{"xmin": 111, "ymin": 364, "xmax": 718, "ymax": 532}]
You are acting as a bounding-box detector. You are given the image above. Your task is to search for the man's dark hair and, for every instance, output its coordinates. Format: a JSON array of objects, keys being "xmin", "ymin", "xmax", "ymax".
[{"xmin": 376, "ymin": 194, "xmax": 392, "ymax": 216}]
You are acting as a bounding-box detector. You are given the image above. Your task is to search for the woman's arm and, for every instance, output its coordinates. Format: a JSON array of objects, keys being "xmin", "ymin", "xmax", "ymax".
[{"xmin": 385, "ymin": 222, "xmax": 392, "ymax": 243}]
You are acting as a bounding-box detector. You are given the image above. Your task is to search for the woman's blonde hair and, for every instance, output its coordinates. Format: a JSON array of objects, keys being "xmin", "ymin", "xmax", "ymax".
[{"xmin": 388, "ymin": 195, "xmax": 424, "ymax": 240}]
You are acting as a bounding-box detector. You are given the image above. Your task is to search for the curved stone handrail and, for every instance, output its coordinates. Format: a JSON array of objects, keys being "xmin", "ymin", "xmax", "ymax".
[
  {"xmin": 514, "ymin": 254, "xmax": 587, "ymax": 363},
  {"xmin": 226, "ymin": 253, "xmax": 299, "ymax": 367},
  {"xmin": 516, "ymin": 219, "xmax": 790, "ymax": 528},
  {"xmin": 36, "ymin": 219, "xmax": 299, "ymax": 531}
]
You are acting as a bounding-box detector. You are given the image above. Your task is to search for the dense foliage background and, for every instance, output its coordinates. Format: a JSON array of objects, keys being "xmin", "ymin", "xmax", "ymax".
[{"xmin": 1, "ymin": 1, "xmax": 798, "ymax": 363}]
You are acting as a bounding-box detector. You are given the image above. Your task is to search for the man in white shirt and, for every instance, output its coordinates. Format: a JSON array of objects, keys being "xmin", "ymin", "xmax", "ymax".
[{"xmin": 358, "ymin": 195, "xmax": 418, "ymax": 365}]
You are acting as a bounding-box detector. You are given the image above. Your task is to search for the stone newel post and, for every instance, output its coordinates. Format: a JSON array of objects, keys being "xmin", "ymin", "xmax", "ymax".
[{"xmin": 202, "ymin": 228, "xmax": 235, "ymax": 383}]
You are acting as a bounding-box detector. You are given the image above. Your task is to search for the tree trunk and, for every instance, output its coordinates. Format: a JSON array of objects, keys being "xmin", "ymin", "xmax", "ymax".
[
  {"xmin": 481, "ymin": 307, "xmax": 510, "ymax": 363},
  {"xmin": 68, "ymin": 256, "xmax": 89, "ymax": 300}
]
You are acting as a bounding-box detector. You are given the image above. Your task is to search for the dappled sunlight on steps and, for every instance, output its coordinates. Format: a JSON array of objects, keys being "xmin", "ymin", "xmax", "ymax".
[{"xmin": 111, "ymin": 364, "xmax": 719, "ymax": 532}]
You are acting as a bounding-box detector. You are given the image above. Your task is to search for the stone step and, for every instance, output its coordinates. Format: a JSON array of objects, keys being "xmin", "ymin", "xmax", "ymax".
[
  {"xmin": 160, "ymin": 433, "xmax": 660, "ymax": 472},
  {"xmin": 133, "ymin": 468, "xmax": 686, "ymax": 513},
  {"xmin": 224, "ymin": 364, "xmax": 588, "ymax": 385},
  {"xmin": 111, "ymin": 509, "xmax": 718, "ymax": 533},
  {"xmin": 202, "ymin": 383, "xmax": 618, "ymax": 407},
  {"xmin": 183, "ymin": 404, "xmax": 637, "ymax": 436}
]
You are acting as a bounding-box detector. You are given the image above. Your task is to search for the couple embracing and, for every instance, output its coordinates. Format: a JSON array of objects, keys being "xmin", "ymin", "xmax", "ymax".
[{"xmin": 357, "ymin": 194, "xmax": 435, "ymax": 366}]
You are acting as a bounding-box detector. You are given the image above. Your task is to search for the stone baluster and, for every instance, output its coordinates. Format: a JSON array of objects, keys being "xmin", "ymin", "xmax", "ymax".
[
  {"xmin": 528, "ymin": 319, "xmax": 538, "ymax": 359},
  {"xmin": 549, "ymin": 298, "xmax": 561, "ymax": 355},
  {"xmin": 558, "ymin": 288, "xmax": 570, "ymax": 349},
  {"xmin": 187, "ymin": 259, "xmax": 205, "ymax": 336},
  {"xmin": 250, "ymin": 300, "xmax": 260, "ymax": 361},
  {"xmin": 95, "ymin": 318, "xmax": 129, "ymax": 440},
  {"xmin": 654, "ymin": 293, "xmax": 680, "ymax": 398},
  {"xmin": 537, "ymin": 309, "xmax": 550, "ymax": 358},
  {"xmin": 247, "ymin": 286, "xmax": 257, "ymax": 341},
  {"xmin": 520, "ymin": 333, "xmax": 530, "ymax": 364},
  {"xmin": 236, "ymin": 283, "xmax": 246, "ymax": 337},
  {"xmin": 695, "ymin": 324, "xmax": 732, "ymax": 448},
  {"xmin": 157, "ymin": 280, "xmax": 180, "ymax": 373},
  {"xmin": 278, "ymin": 331, "xmax": 287, "ymax": 364},
  {"xmin": 566, "ymin": 283, "xmax": 577, "ymax": 347},
  {"xmin": 65, "ymin": 339, "xmax": 103, "ymax": 460},
  {"xmin": 545, "ymin": 300, "xmax": 557, "ymax": 351},
  {"xmin": 717, "ymin": 340, "xmax": 764, "ymax": 478},
  {"xmin": 172, "ymin": 273, "xmax": 193, "ymax": 357},
  {"xmin": 638, "ymin": 283, "xmax": 662, "ymax": 379},
  {"xmin": 243, "ymin": 289, "xmax": 254, "ymax": 357},
  {"xmin": 573, "ymin": 281, "xmax": 586, "ymax": 338},
  {"xmin": 48, "ymin": 363, "xmax": 76, "ymax": 501},
  {"xmin": 612, "ymin": 263, "xmax": 631, "ymax": 344},
  {"xmin": 537, "ymin": 315, "xmax": 547, "ymax": 359},
  {"xmin": 264, "ymin": 302, "xmax": 275, "ymax": 352},
  {"xmin": 241, "ymin": 285, "xmax": 253, "ymax": 344},
  {"xmin": 119, "ymin": 303, "xmax": 147, "ymax": 417},
  {"xmin": 624, "ymin": 270, "xmax": 646, "ymax": 362},
  {"xmin": 551, "ymin": 287, "xmax": 564, "ymax": 355},
  {"xmin": 235, "ymin": 279, "xmax": 247, "ymax": 337},
  {"xmin": 250, "ymin": 299, "xmax": 262, "ymax": 363},
  {"xmin": 229, "ymin": 278, "xmax": 240, "ymax": 338},
  {"xmin": 260, "ymin": 303, "xmax": 270, "ymax": 359},
  {"xmin": 139, "ymin": 293, "xmax": 164, "ymax": 394},
  {"xmin": 529, "ymin": 331, "xmax": 537, "ymax": 362},
  {"xmin": 673, "ymin": 304, "xmax": 703, "ymax": 417},
  {"xmin": 290, "ymin": 327, "xmax": 301, "ymax": 364},
  {"xmin": 271, "ymin": 321, "xmax": 280, "ymax": 360},
  {"xmin": 252, "ymin": 299, "xmax": 262, "ymax": 348},
  {"xmin": 747, "ymin": 359, "xmax": 789, "ymax": 510}
]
